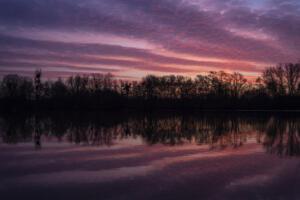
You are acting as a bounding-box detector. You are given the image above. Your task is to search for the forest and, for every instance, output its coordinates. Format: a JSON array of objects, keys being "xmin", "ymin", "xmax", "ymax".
[{"xmin": 0, "ymin": 62, "xmax": 300, "ymax": 111}]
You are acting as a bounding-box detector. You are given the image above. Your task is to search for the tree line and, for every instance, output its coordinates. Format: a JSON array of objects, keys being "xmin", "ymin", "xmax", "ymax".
[{"xmin": 1, "ymin": 62, "xmax": 300, "ymax": 111}]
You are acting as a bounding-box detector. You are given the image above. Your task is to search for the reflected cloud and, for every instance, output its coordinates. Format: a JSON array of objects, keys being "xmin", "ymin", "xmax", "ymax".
[{"xmin": 2, "ymin": 166, "xmax": 155, "ymax": 186}]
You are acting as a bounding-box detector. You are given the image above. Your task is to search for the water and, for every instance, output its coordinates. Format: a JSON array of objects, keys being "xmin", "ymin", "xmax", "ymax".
[{"xmin": 1, "ymin": 112, "xmax": 300, "ymax": 200}]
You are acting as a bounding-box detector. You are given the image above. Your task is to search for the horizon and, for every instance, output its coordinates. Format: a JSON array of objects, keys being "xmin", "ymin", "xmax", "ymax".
[
  {"xmin": 2, "ymin": 2, "xmax": 300, "ymax": 199},
  {"xmin": 0, "ymin": 0, "xmax": 300, "ymax": 80}
]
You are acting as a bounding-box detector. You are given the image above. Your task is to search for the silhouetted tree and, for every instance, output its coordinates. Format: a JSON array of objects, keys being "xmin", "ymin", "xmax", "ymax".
[
  {"xmin": 1, "ymin": 74, "xmax": 33, "ymax": 100},
  {"xmin": 284, "ymin": 63, "xmax": 300, "ymax": 95},
  {"xmin": 1, "ymin": 63, "xmax": 300, "ymax": 111},
  {"xmin": 50, "ymin": 78, "xmax": 68, "ymax": 99},
  {"xmin": 34, "ymin": 70, "xmax": 42, "ymax": 101},
  {"xmin": 230, "ymin": 72, "xmax": 247, "ymax": 98},
  {"xmin": 262, "ymin": 63, "xmax": 300, "ymax": 96}
]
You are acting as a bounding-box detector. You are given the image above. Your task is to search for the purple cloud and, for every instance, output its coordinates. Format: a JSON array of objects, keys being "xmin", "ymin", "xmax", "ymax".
[{"xmin": 0, "ymin": 0, "xmax": 299, "ymax": 78}]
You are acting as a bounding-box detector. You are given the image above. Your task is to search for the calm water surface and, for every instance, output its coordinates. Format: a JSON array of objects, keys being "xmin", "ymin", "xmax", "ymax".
[{"xmin": 1, "ymin": 112, "xmax": 300, "ymax": 200}]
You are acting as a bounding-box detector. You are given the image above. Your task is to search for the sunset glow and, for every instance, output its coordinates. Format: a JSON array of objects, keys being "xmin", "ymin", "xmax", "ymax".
[{"xmin": 0, "ymin": 0, "xmax": 300, "ymax": 79}]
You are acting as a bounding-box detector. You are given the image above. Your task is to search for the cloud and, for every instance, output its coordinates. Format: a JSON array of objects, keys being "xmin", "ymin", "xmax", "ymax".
[{"xmin": 0, "ymin": 0, "xmax": 299, "ymax": 78}]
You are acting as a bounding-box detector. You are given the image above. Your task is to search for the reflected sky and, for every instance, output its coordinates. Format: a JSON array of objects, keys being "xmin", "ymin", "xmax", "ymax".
[{"xmin": 1, "ymin": 112, "xmax": 300, "ymax": 199}]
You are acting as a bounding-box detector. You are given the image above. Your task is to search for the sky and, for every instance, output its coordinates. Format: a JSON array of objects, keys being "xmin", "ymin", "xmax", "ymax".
[{"xmin": 0, "ymin": 0, "xmax": 300, "ymax": 79}]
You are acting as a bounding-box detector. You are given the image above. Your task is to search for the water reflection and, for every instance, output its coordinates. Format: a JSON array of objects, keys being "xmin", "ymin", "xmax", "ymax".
[
  {"xmin": 263, "ymin": 116, "xmax": 300, "ymax": 156},
  {"xmin": 0, "ymin": 112, "xmax": 300, "ymax": 156}
]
